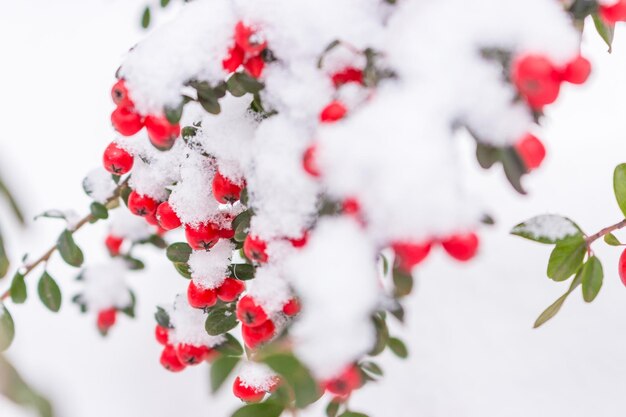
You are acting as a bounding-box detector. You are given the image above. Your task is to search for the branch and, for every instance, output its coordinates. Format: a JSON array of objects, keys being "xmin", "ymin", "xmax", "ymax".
[
  {"xmin": 585, "ymin": 218, "xmax": 626, "ymax": 246},
  {"xmin": 0, "ymin": 178, "xmax": 129, "ymax": 302}
]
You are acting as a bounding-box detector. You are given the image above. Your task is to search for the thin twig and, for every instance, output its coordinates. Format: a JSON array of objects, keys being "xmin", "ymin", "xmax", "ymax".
[
  {"xmin": 0, "ymin": 178, "xmax": 129, "ymax": 302},
  {"xmin": 585, "ymin": 218, "xmax": 626, "ymax": 246}
]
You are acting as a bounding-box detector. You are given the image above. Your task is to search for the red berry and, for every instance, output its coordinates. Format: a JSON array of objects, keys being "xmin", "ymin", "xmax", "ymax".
[
  {"xmin": 103, "ymin": 142, "xmax": 134, "ymax": 175},
  {"xmin": 155, "ymin": 325, "xmax": 169, "ymax": 345},
  {"xmin": 619, "ymin": 248, "xmax": 626, "ymax": 287},
  {"xmin": 233, "ymin": 376, "xmax": 266, "ymax": 403},
  {"xmin": 175, "ymin": 343, "xmax": 211, "ymax": 365},
  {"xmin": 331, "ymin": 67, "xmax": 363, "ymax": 87},
  {"xmin": 145, "ymin": 212, "xmax": 159, "ymax": 226},
  {"xmin": 303, "ymin": 144, "xmax": 321, "ymax": 177},
  {"xmin": 185, "ymin": 222, "xmax": 220, "ymax": 250},
  {"xmin": 342, "ymin": 197, "xmax": 361, "ymax": 216},
  {"xmin": 105, "ymin": 234, "xmax": 124, "ymax": 256},
  {"xmin": 111, "ymin": 79, "xmax": 132, "ymax": 106},
  {"xmin": 561, "ymin": 55, "xmax": 591, "ymax": 85},
  {"xmin": 234, "ymin": 21, "xmax": 267, "ymax": 55},
  {"xmin": 160, "ymin": 344, "xmax": 186, "ymax": 372},
  {"xmin": 217, "ymin": 225, "xmax": 235, "ymax": 239},
  {"xmin": 441, "ymin": 232, "xmax": 479, "ymax": 262},
  {"xmin": 241, "ymin": 319, "xmax": 275, "ymax": 349},
  {"xmin": 511, "ymin": 54, "xmax": 561, "ymax": 109},
  {"xmin": 97, "ymin": 308, "xmax": 117, "ymax": 335},
  {"xmin": 600, "ymin": 1, "xmax": 626, "ymax": 24},
  {"xmin": 282, "ymin": 298, "xmax": 301, "ymax": 316},
  {"xmin": 236, "ymin": 295, "xmax": 268, "ymax": 327},
  {"xmin": 156, "ymin": 201, "xmax": 182, "ymax": 230},
  {"xmin": 145, "ymin": 115, "xmax": 180, "ymax": 151},
  {"xmin": 111, "ymin": 105, "xmax": 144, "ymax": 136},
  {"xmin": 217, "ymin": 278, "xmax": 246, "ymax": 302},
  {"xmin": 187, "ymin": 280, "xmax": 217, "ymax": 309},
  {"xmin": 323, "ymin": 365, "xmax": 362, "ymax": 399},
  {"xmin": 515, "ymin": 133, "xmax": 546, "ymax": 171},
  {"xmin": 212, "ymin": 171, "xmax": 244, "ymax": 204},
  {"xmin": 320, "ymin": 101, "xmax": 347, "ymax": 123},
  {"xmin": 223, "ymin": 45, "xmax": 245, "ymax": 72},
  {"xmin": 288, "ymin": 231, "xmax": 309, "ymax": 248},
  {"xmin": 243, "ymin": 235, "xmax": 269, "ymax": 263},
  {"xmin": 391, "ymin": 241, "xmax": 432, "ymax": 273},
  {"xmin": 243, "ymin": 55, "xmax": 265, "ymax": 78},
  {"xmin": 127, "ymin": 191, "xmax": 159, "ymax": 217}
]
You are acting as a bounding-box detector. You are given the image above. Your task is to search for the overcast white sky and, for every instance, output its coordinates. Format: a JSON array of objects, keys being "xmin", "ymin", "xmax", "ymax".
[{"xmin": 2, "ymin": 1, "xmax": 626, "ymax": 417}]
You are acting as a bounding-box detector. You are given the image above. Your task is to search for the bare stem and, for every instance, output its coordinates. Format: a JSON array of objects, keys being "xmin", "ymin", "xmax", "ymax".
[
  {"xmin": 0, "ymin": 178, "xmax": 129, "ymax": 302},
  {"xmin": 585, "ymin": 218, "xmax": 626, "ymax": 246}
]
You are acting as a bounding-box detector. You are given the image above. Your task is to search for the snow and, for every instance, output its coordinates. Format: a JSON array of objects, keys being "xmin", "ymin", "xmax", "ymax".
[
  {"xmin": 108, "ymin": 210, "xmax": 154, "ymax": 241},
  {"xmin": 82, "ymin": 168, "xmax": 117, "ymax": 204},
  {"xmin": 245, "ymin": 264, "xmax": 292, "ymax": 314},
  {"xmin": 80, "ymin": 260, "xmax": 132, "ymax": 311},
  {"xmin": 237, "ymin": 361, "xmax": 277, "ymax": 391},
  {"xmin": 188, "ymin": 240, "xmax": 234, "ymax": 289},
  {"xmin": 511, "ymin": 214, "xmax": 581, "ymax": 241},
  {"xmin": 168, "ymin": 294, "xmax": 226, "ymax": 347}
]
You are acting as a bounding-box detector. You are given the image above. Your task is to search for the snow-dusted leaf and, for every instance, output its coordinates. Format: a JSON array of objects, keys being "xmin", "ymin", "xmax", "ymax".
[
  {"xmin": 614, "ymin": 163, "xmax": 626, "ymax": 218},
  {"xmin": 511, "ymin": 214, "xmax": 582, "ymax": 244},
  {"xmin": 547, "ymin": 235, "xmax": 586, "ymax": 282},
  {"xmin": 0, "ymin": 304, "xmax": 15, "ymax": 351},
  {"xmin": 210, "ymin": 355, "xmax": 239, "ymax": 393},
  {"xmin": 34, "ymin": 210, "xmax": 68, "ymax": 222},
  {"xmin": 37, "ymin": 272, "xmax": 61, "ymax": 313},
  {"xmin": 205, "ymin": 306, "xmax": 238, "ymax": 336},
  {"xmin": 174, "ymin": 262, "xmax": 192, "ymax": 279},
  {"xmin": 581, "ymin": 256, "xmax": 603, "ymax": 303}
]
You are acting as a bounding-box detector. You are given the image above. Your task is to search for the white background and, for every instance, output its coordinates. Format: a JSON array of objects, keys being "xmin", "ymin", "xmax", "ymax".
[{"xmin": 2, "ymin": 1, "xmax": 626, "ymax": 416}]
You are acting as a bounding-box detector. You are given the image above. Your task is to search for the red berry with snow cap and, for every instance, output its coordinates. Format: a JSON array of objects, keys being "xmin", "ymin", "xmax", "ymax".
[
  {"xmin": 187, "ymin": 280, "xmax": 217, "ymax": 309},
  {"xmin": 234, "ymin": 21, "xmax": 267, "ymax": 55},
  {"xmin": 233, "ymin": 376, "xmax": 266, "ymax": 403},
  {"xmin": 145, "ymin": 115, "xmax": 180, "ymax": 151},
  {"xmin": 561, "ymin": 55, "xmax": 591, "ymax": 85},
  {"xmin": 111, "ymin": 105, "xmax": 144, "ymax": 136},
  {"xmin": 282, "ymin": 298, "xmax": 301, "ymax": 316},
  {"xmin": 217, "ymin": 278, "xmax": 246, "ymax": 302},
  {"xmin": 323, "ymin": 364, "xmax": 362, "ymax": 399},
  {"xmin": 243, "ymin": 55, "xmax": 265, "ymax": 78},
  {"xmin": 515, "ymin": 133, "xmax": 546, "ymax": 171},
  {"xmin": 111, "ymin": 79, "xmax": 131, "ymax": 106},
  {"xmin": 127, "ymin": 191, "xmax": 159, "ymax": 217},
  {"xmin": 160, "ymin": 344, "xmax": 186, "ymax": 372},
  {"xmin": 97, "ymin": 308, "xmax": 117, "ymax": 335},
  {"xmin": 212, "ymin": 171, "xmax": 244, "ymax": 204},
  {"xmin": 223, "ymin": 45, "xmax": 245, "ymax": 73},
  {"xmin": 441, "ymin": 232, "xmax": 479, "ymax": 262},
  {"xmin": 511, "ymin": 54, "xmax": 561, "ymax": 110},
  {"xmin": 244, "ymin": 235, "xmax": 269, "ymax": 263},
  {"xmin": 600, "ymin": 1, "xmax": 626, "ymax": 24},
  {"xmin": 156, "ymin": 201, "xmax": 182, "ymax": 231},
  {"xmin": 320, "ymin": 101, "xmax": 347, "ymax": 123},
  {"xmin": 105, "ymin": 234, "xmax": 124, "ymax": 256},
  {"xmin": 103, "ymin": 142, "xmax": 134, "ymax": 175},
  {"xmin": 236, "ymin": 295, "xmax": 268, "ymax": 327},
  {"xmin": 185, "ymin": 222, "xmax": 220, "ymax": 250},
  {"xmin": 303, "ymin": 144, "xmax": 321, "ymax": 177},
  {"xmin": 175, "ymin": 343, "xmax": 211, "ymax": 365},
  {"xmin": 391, "ymin": 241, "xmax": 432, "ymax": 273},
  {"xmin": 155, "ymin": 325, "xmax": 169, "ymax": 345},
  {"xmin": 242, "ymin": 319, "xmax": 275, "ymax": 349}
]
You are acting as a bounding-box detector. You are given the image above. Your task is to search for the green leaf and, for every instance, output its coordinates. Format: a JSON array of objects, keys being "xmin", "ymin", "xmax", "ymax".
[
  {"xmin": 233, "ymin": 73, "xmax": 264, "ymax": 94},
  {"xmin": 546, "ymin": 235, "xmax": 586, "ymax": 282},
  {"xmin": 120, "ymin": 290, "xmax": 136, "ymax": 318},
  {"xmin": 230, "ymin": 263, "xmax": 256, "ymax": 280},
  {"xmin": 89, "ymin": 202, "xmax": 108, "ymax": 220},
  {"xmin": 215, "ymin": 333, "xmax": 244, "ymax": 356},
  {"xmin": 614, "ymin": 163, "xmax": 626, "ymax": 217},
  {"xmin": 510, "ymin": 215, "xmax": 582, "ymax": 244},
  {"xmin": 37, "ymin": 272, "xmax": 61, "ymax": 312},
  {"xmin": 10, "ymin": 273, "xmax": 26, "ymax": 304},
  {"xmin": 387, "ymin": 337, "xmax": 408, "ymax": 359},
  {"xmin": 501, "ymin": 147, "xmax": 527, "ymax": 195},
  {"xmin": 160, "ymin": 0, "xmax": 171, "ymax": 7},
  {"xmin": 581, "ymin": 256, "xmax": 604, "ymax": 302},
  {"xmin": 339, "ymin": 412, "xmax": 369, "ymax": 417},
  {"xmin": 227, "ymin": 75, "xmax": 248, "ymax": 98},
  {"xmin": 392, "ymin": 267, "xmax": 413, "ymax": 297},
  {"xmin": 174, "ymin": 262, "xmax": 192, "ymax": 279},
  {"xmin": 368, "ymin": 314, "xmax": 389, "ymax": 356},
  {"xmin": 231, "ymin": 403, "xmax": 284, "ymax": 417},
  {"xmin": 165, "ymin": 102, "xmax": 184, "ymax": 125},
  {"xmin": 534, "ymin": 270, "xmax": 583, "ymax": 328},
  {"xmin": 205, "ymin": 306, "xmax": 238, "ymax": 336},
  {"xmin": 0, "ymin": 355, "xmax": 54, "ymax": 417},
  {"xmin": 475, "ymin": 142, "xmax": 499, "ymax": 169},
  {"xmin": 56, "ymin": 230, "xmax": 84, "ymax": 268},
  {"xmin": 232, "ymin": 210, "xmax": 252, "ymax": 243},
  {"xmin": 155, "ymin": 306, "xmax": 171, "ymax": 328},
  {"xmin": 604, "ymin": 233, "xmax": 621, "ymax": 246},
  {"xmin": 141, "ymin": 6, "xmax": 151, "ymax": 29},
  {"xmin": 0, "ymin": 231, "xmax": 9, "ymax": 278},
  {"xmin": 360, "ymin": 361, "xmax": 383, "ymax": 377},
  {"xmin": 210, "ymin": 355, "xmax": 240, "ymax": 393},
  {"xmin": 593, "ymin": 13, "xmax": 614, "ymax": 53},
  {"xmin": 326, "ymin": 400, "xmax": 341, "ymax": 417},
  {"xmin": 122, "ymin": 255, "xmax": 145, "ymax": 271},
  {"xmin": 166, "ymin": 242, "xmax": 192, "ymax": 263},
  {"xmin": 0, "ymin": 304, "xmax": 15, "ymax": 351},
  {"xmin": 263, "ymin": 353, "xmax": 321, "ymax": 409}
]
